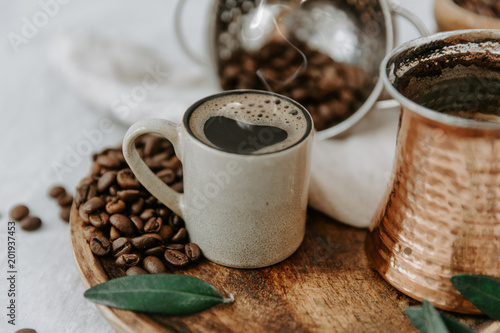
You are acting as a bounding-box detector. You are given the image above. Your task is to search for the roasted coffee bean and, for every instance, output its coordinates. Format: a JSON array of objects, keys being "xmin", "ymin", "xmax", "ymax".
[
  {"xmin": 140, "ymin": 208, "xmax": 156, "ymax": 221},
  {"xmin": 164, "ymin": 249, "xmax": 189, "ymax": 267},
  {"xmin": 87, "ymin": 184, "xmax": 98, "ymax": 200},
  {"xmin": 169, "ymin": 214, "xmax": 185, "ymax": 230},
  {"xmin": 144, "ymin": 135, "xmax": 161, "ymax": 157},
  {"xmin": 89, "ymin": 211, "xmax": 109, "ymax": 229},
  {"xmin": 176, "ymin": 167, "xmax": 183, "ymax": 179},
  {"xmin": 75, "ymin": 183, "xmax": 89, "ymax": 207},
  {"xmin": 126, "ymin": 266, "xmax": 148, "ymax": 276},
  {"xmin": 185, "ymin": 243, "xmax": 201, "ymax": 262},
  {"xmin": 130, "ymin": 198, "xmax": 145, "ymax": 216},
  {"xmin": 117, "ymin": 169, "xmax": 141, "ymax": 189},
  {"xmin": 156, "ymin": 207, "xmax": 170, "ymax": 220},
  {"xmin": 82, "ymin": 197, "xmax": 106, "ymax": 214},
  {"xmin": 171, "ymin": 227, "xmax": 187, "ymax": 243},
  {"xmin": 90, "ymin": 161, "xmax": 101, "ymax": 176},
  {"xmin": 156, "ymin": 169, "xmax": 175, "ymax": 184},
  {"xmin": 165, "ymin": 243, "xmax": 185, "ymax": 252},
  {"xmin": 143, "ymin": 246, "xmax": 166, "ymax": 257},
  {"xmin": 171, "ymin": 181, "xmax": 183, "ymax": 193},
  {"xmin": 90, "ymin": 235, "xmax": 111, "ymax": 256},
  {"xmin": 105, "ymin": 198, "xmax": 126, "ymax": 215},
  {"xmin": 83, "ymin": 225, "xmax": 104, "ymax": 241},
  {"xmin": 144, "ymin": 217, "xmax": 162, "ymax": 233},
  {"xmin": 60, "ymin": 206, "xmax": 71, "ymax": 222},
  {"xmin": 95, "ymin": 154, "xmax": 121, "ymax": 169},
  {"xmin": 112, "ymin": 237, "xmax": 132, "ymax": 257},
  {"xmin": 15, "ymin": 329, "xmax": 37, "ymax": 333},
  {"xmin": 162, "ymin": 156, "xmax": 182, "ymax": 170},
  {"xmin": 117, "ymin": 189, "xmax": 141, "ymax": 202},
  {"xmin": 144, "ymin": 196, "xmax": 158, "ymax": 207},
  {"xmin": 116, "ymin": 253, "xmax": 140, "ymax": 267},
  {"xmin": 130, "ymin": 216, "xmax": 144, "ymax": 234},
  {"xmin": 109, "ymin": 214, "xmax": 135, "ymax": 236},
  {"xmin": 97, "ymin": 171, "xmax": 116, "ymax": 192},
  {"xmin": 10, "ymin": 204, "xmax": 29, "ymax": 221},
  {"xmin": 20, "ymin": 216, "xmax": 42, "ymax": 231},
  {"xmin": 131, "ymin": 233, "xmax": 163, "ymax": 250},
  {"xmin": 79, "ymin": 204, "xmax": 90, "ymax": 222},
  {"xmin": 57, "ymin": 193, "xmax": 74, "ymax": 207},
  {"xmin": 107, "ymin": 186, "xmax": 117, "ymax": 196},
  {"xmin": 109, "ymin": 226, "xmax": 121, "ymax": 241},
  {"xmin": 49, "ymin": 185, "xmax": 66, "ymax": 199},
  {"xmin": 159, "ymin": 225, "xmax": 174, "ymax": 242},
  {"xmin": 143, "ymin": 256, "xmax": 168, "ymax": 274}
]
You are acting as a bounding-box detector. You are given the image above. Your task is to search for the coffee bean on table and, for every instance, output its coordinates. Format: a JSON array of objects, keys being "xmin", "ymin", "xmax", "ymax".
[
  {"xmin": 10, "ymin": 205, "xmax": 29, "ymax": 221},
  {"xmin": 109, "ymin": 214, "xmax": 135, "ymax": 236},
  {"xmin": 144, "ymin": 246, "xmax": 166, "ymax": 257},
  {"xmin": 83, "ymin": 225, "xmax": 104, "ymax": 241},
  {"xmin": 112, "ymin": 237, "xmax": 132, "ymax": 257},
  {"xmin": 156, "ymin": 207, "xmax": 170, "ymax": 220},
  {"xmin": 185, "ymin": 243, "xmax": 201, "ymax": 262},
  {"xmin": 159, "ymin": 225, "xmax": 174, "ymax": 242},
  {"xmin": 117, "ymin": 169, "xmax": 141, "ymax": 189},
  {"xmin": 82, "ymin": 197, "xmax": 106, "ymax": 214},
  {"xmin": 89, "ymin": 211, "xmax": 110, "ymax": 229},
  {"xmin": 90, "ymin": 235, "xmax": 111, "ymax": 256},
  {"xmin": 165, "ymin": 243, "xmax": 185, "ymax": 252},
  {"xmin": 140, "ymin": 208, "xmax": 156, "ymax": 221},
  {"xmin": 130, "ymin": 198, "xmax": 145, "ymax": 215},
  {"xmin": 15, "ymin": 329, "xmax": 37, "ymax": 333},
  {"xmin": 109, "ymin": 226, "xmax": 121, "ymax": 241},
  {"xmin": 169, "ymin": 214, "xmax": 185, "ymax": 230},
  {"xmin": 144, "ymin": 217, "xmax": 162, "ymax": 233},
  {"xmin": 156, "ymin": 169, "xmax": 175, "ymax": 184},
  {"xmin": 130, "ymin": 233, "xmax": 163, "ymax": 250},
  {"xmin": 143, "ymin": 256, "xmax": 168, "ymax": 274},
  {"xmin": 171, "ymin": 227, "xmax": 187, "ymax": 243},
  {"xmin": 79, "ymin": 204, "xmax": 90, "ymax": 223},
  {"xmin": 116, "ymin": 253, "xmax": 140, "ymax": 267},
  {"xmin": 95, "ymin": 154, "xmax": 121, "ymax": 169},
  {"xmin": 126, "ymin": 266, "xmax": 148, "ymax": 276},
  {"xmin": 164, "ymin": 249, "xmax": 189, "ymax": 267},
  {"xmin": 20, "ymin": 216, "xmax": 42, "ymax": 231},
  {"xmin": 97, "ymin": 171, "xmax": 116, "ymax": 192},
  {"xmin": 49, "ymin": 185, "xmax": 66, "ymax": 199},
  {"xmin": 57, "ymin": 193, "xmax": 74, "ymax": 207},
  {"xmin": 105, "ymin": 198, "xmax": 126, "ymax": 215},
  {"xmin": 117, "ymin": 189, "xmax": 141, "ymax": 202},
  {"xmin": 60, "ymin": 206, "xmax": 71, "ymax": 222}
]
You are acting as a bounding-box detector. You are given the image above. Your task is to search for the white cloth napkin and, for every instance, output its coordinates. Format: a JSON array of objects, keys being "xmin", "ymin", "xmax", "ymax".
[{"xmin": 49, "ymin": 31, "xmax": 399, "ymax": 228}]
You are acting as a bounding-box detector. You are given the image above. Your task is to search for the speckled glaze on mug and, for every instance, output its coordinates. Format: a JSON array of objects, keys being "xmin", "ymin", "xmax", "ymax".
[{"xmin": 123, "ymin": 90, "xmax": 313, "ymax": 268}]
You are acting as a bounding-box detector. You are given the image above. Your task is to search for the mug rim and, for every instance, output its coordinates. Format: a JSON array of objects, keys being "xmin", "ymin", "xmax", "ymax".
[
  {"xmin": 381, "ymin": 28, "xmax": 500, "ymax": 129},
  {"xmin": 183, "ymin": 89, "xmax": 313, "ymax": 156}
]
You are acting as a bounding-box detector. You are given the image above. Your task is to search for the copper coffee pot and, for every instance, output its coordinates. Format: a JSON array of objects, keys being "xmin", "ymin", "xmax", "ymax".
[{"xmin": 367, "ymin": 29, "xmax": 500, "ymax": 314}]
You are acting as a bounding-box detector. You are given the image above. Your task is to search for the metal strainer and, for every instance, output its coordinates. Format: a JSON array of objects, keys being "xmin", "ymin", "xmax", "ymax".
[{"xmin": 175, "ymin": 0, "xmax": 428, "ymax": 139}]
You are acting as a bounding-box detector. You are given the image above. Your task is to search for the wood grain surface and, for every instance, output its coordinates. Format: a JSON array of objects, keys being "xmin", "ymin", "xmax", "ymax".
[{"xmin": 70, "ymin": 205, "xmax": 497, "ymax": 333}]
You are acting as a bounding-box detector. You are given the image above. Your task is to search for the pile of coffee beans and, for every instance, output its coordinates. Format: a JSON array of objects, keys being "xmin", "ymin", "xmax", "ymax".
[
  {"xmin": 9, "ymin": 205, "xmax": 42, "ymax": 231},
  {"xmin": 75, "ymin": 134, "xmax": 201, "ymax": 275},
  {"xmin": 218, "ymin": 39, "xmax": 371, "ymax": 131},
  {"xmin": 453, "ymin": 0, "xmax": 500, "ymax": 17},
  {"xmin": 48, "ymin": 185, "xmax": 73, "ymax": 222}
]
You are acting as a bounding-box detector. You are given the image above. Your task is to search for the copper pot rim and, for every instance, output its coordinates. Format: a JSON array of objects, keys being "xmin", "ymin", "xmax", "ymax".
[{"xmin": 380, "ymin": 29, "xmax": 500, "ymax": 130}]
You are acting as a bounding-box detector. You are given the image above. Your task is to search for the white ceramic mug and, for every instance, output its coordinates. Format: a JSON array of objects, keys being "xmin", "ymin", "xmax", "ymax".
[{"xmin": 123, "ymin": 90, "xmax": 314, "ymax": 268}]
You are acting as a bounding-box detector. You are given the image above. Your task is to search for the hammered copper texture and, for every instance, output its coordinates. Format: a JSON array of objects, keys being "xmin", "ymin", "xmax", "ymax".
[{"xmin": 367, "ymin": 107, "xmax": 500, "ymax": 314}]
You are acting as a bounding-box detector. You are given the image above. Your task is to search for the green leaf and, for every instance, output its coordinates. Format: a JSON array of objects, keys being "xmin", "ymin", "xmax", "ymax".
[
  {"xmin": 406, "ymin": 300, "xmax": 449, "ymax": 333},
  {"xmin": 451, "ymin": 274, "xmax": 500, "ymax": 320},
  {"xmin": 440, "ymin": 315, "xmax": 474, "ymax": 333},
  {"xmin": 84, "ymin": 274, "xmax": 234, "ymax": 315}
]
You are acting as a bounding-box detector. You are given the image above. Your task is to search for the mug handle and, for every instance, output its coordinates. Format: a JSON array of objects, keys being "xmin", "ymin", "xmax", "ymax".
[
  {"xmin": 390, "ymin": 2, "xmax": 430, "ymax": 37},
  {"xmin": 122, "ymin": 119, "xmax": 185, "ymax": 219}
]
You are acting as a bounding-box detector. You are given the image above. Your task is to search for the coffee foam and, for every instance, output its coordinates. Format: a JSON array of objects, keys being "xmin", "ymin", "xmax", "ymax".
[{"xmin": 188, "ymin": 93, "xmax": 309, "ymax": 154}]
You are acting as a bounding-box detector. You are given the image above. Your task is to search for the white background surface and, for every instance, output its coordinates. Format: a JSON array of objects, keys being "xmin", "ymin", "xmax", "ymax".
[{"xmin": 0, "ymin": 1, "xmax": 436, "ymax": 332}]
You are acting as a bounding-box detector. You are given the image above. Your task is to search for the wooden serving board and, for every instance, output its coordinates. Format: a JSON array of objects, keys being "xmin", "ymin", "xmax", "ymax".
[{"xmin": 70, "ymin": 205, "xmax": 497, "ymax": 333}]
